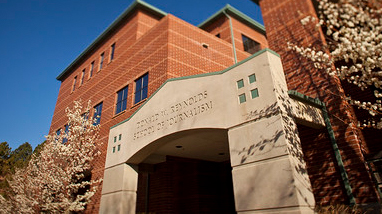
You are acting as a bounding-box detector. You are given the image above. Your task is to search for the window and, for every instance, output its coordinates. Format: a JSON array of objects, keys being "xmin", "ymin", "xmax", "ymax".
[
  {"xmin": 110, "ymin": 43, "xmax": 115, "ymax": 61},
  {"xmin": 216, "ymin": 33, "xmax": 221, "ymax": 38},
  {"xmin": 55, "ymin": 129, "xmax": 61, "ymax": 141},
  {"xmin": 116, "ymin": 86, "xmax": 128, "ymax": 114},
  {"xmin": 99, "ymin": 52, "xmax": 104, "ymax": 70},
  {"xmin": 237, "ymin": 79, "xmax": 244, "ymax": 89},
  {"xmin": 134, "ymin": 73, "xmax": 148, "ymax": 104},
  {"xmin": 251, "ymin": 88, "xmax": 259, "ymax": 99},
  {"xmin": 63, "ymin": 124, "xmax": 69, "ymax": 144},
  {"xmin": 89, "ymin": 61, "xmax": 94, "ymax": 78},
  {"xmin": 242, "ymin": 35, "xmax": 261, "ymax": 54},
  {"xmin": 93, "ymin": 102, "xmax": 103, "ymax": 125},
  {"xmin": 81, "ymin": 69, "xmax": 85, "ymax": 85},
  {"xmin": 239, "ymin": 93, "xmax": 246, "ymax": 104},
  {"xmin": 248, "ymin": 73, "xmax": 256, "ymax": 83},
  {"xmin": 72, "ymin": 76, "xmax": 77, "ymax": 92}
]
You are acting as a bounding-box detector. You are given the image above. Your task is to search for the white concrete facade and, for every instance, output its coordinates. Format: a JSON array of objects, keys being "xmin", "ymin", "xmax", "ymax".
[{"xmin": 100, "ymin": 49, "xmax": 322, "ymax": 213}]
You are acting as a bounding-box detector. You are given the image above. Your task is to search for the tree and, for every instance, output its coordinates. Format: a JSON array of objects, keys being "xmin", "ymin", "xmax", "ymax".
[
  {"xmin": 0, "ymin": 142, "xmax": 11, "ymax": 177},
  {"xmin": 288, "ymin": 0, "xmax": 382, "ymax": 128},
  {"xmin": 0, "ymin": 100, "xmax": 102, "ymax": 213},
  {"xmin": 8, "ymin": 142, "xmax": 32, "ymax": 172}
]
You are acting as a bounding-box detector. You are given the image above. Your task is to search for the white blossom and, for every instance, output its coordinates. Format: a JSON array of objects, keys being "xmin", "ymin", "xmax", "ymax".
[
  {"xmin": 0, "ymin": 100, "xmax": 102, "ymax": 213},
  {"xmin": 289, "ymin": 0, "xmax": 382, "ymax": 129}
]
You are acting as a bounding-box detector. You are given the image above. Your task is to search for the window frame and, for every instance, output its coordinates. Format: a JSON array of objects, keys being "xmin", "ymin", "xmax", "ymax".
[
  {"xmin": 110, "ymin": 43, "xmax": 115, "ymax": 61},
  {"xmin": 99, "ymin": 52, "xmax": 105, "ymax": 70},
  {"xmin": 80, "ymin": 69, "xmax": 85, "ymax": 85},
  {"xmin": 89, "ymin": 61, "xmax": 94, "ymax": 78},
  {"xmin": 134, "ymin": 73, "xmax": 149, "ymax": 104},
  {"xmin": 63, "ymin": 124, "xmax": 69, "ymax": 144},
  {"xmin": 93, "ymin": 102, "xmax": 103, "ymax": 125},
  {"xmin": 72, "ymin": 76, "xmax": 77, "ymax": 92},
  {"xmin": 242, "ymin": 34, "xmax": 261, "ymax": 54},
  {"xmin": 115, "ymin": 85, "xmax": 129, "ymax": 115}
]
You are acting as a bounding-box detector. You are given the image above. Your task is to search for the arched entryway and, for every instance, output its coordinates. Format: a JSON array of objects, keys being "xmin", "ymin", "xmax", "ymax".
[{"xmin": 133, "ymin": 129, "xmax": 236, "ymax": 214}]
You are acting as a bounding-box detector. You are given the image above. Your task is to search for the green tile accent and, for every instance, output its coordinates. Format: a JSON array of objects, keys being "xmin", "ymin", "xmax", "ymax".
[
  {"xmin": 119, "ymin": 134, "xmax": 122, "ymax": 141},
  {"xmin": 239, "ymin": 93, "xmax": 246, "ymax": 103},
  {"xmin": 237, "ymin": 79, "xmax": 244, "ymax": 89},
  {"xmin": 251, "ymin": 88, "xmax": 259, "ymax": 99},
  {"xmin": 249, "ymin": 73, "xmax": 256, "ymax": 83},
  {"xmin": 112, "ymin": 147, "xmax": 116, "ymax": 153},
  {"xmin": 117, "ymin": 144, "xmax": 121, "ymax": 151}
]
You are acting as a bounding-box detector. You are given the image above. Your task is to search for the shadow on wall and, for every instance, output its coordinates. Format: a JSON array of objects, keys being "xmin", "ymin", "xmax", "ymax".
[{"xmin": 273, "ymin": 9, "xmax": 378, "ymax": 205}]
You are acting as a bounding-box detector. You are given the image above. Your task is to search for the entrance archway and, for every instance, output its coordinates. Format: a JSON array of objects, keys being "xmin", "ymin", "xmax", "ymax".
[
  {"xmin": 100, "ymin": 50, "xmax": 316, "ymax": 213},
  {"xmin": 134, "ymin": 129, "xmax": 236, "ymax": 214}
]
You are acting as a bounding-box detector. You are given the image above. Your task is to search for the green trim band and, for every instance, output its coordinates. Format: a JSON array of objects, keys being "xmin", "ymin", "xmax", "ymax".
[
  {"xmin": 223, "ymin": 11, "xmax": 237, "ymax": 63},
  {"xmin": 198, "ymin": 4, "xmax": 265, "ymax": 35},
  {"xmin": 56, "ymin": 0, "xmax": 167, "ymax": 81},
  {"xmin": 288, "ymin": 90, "xmax": 356, "ymax": 205}
]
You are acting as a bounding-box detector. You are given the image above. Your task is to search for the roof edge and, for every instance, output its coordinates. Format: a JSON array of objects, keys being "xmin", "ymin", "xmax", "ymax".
[
  {"xmin": 198, "ymin": 4, "xmax": 265, "ymax": 35},
  {"xmin": 251, "ymin": 0, "xmax": 260, "ymax": 5},
  {"xmin": 56, "ymin": 0, "xmax": 167, "ymax": 81}
]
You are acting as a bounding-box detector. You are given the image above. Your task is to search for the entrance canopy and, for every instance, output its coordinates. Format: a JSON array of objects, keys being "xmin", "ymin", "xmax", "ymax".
[{"xmin": 101, "ymin": 49, "xmax": 323, "ymax": 213}]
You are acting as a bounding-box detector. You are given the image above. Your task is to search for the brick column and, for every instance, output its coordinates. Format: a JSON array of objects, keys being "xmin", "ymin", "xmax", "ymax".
[{"xmin": 257, "ymin": 0, "xmax": 378, "ymax": 204}]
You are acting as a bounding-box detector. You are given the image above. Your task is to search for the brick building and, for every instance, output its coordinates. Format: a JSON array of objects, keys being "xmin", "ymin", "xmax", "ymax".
[{"xmin": 50, "ymin": 0, "xmax": 381, "ymax": 213}]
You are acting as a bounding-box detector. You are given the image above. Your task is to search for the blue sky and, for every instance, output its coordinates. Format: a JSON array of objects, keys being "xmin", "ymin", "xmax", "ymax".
[{"xmin": 0, "ymin": 0, "xmax": 263, "ymax": 150}]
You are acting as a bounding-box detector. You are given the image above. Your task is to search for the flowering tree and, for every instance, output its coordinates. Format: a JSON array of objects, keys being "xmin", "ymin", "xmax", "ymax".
[
  {"xmin": 0, "ymin": 100, "xmax": 102, "ymax": 213},
  {"xmin": 288, "ymin": 0, "xmax": 382, "ymax": 128}
]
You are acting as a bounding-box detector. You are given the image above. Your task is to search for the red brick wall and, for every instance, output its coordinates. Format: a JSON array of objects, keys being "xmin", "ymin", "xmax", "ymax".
[
  {"xmin": 50, "ymin": 9, "xmax": 257, "ymax": 212},
  {"xmin": 259, "ymin": 0, "xmax": 378, "ymax": 205},
  {"xmin": 201, "ymin": 14, "xmax": 268, "ymax": 60}
]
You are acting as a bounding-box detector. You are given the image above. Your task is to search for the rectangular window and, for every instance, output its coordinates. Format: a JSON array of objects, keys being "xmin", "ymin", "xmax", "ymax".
[
  {"xmin": 63, "ymin": 124, "xmax": 69, "ymax": 144},
  {"xmin": 248, "ymin": 73, "xmax": 256, "ymax": 83},
  {"xmin": 99, "ymin": 52, "xmax": 104, "ymax": 70},
  {"xmin": 116, "ymin": 86, "xmax": 128, "ymax": 114},
  {"xmin": 81, "ymin": 69, "xmax": 85, "ymax": 85},
  {"xmin": 242, "ymin": 34, "xmax": 261, "ymax": 54},
  {"xmin": 110, "ymin": 43, "xmax": 115, "ymax": 61},
  {"xmin": 72, "ymin": 76, "xmax": 77, "ymax": 92},
  {"xmin": 93, "ymin": 102, "xmax": 103, "ymax": 125},
  {"xmin": 134, "ymin": 73, "xmax": 149, "ymax": 104},
  {"xmin": 239, "ymin": 93, "xmax": 246, "ymax": 104},
  {"xmin": 237, "ymin": 79, "xmax": 244, "ymax": 89},
  {"xmin": 251, "ymin": 88, "xmax": 259, "ymax": 99},
  {"xmin": 55, "ymin": 129, "xmax": 61, "ymax": 141},
  {"xmin": 89, "ymin": 61, "xmax": 94, "ymax": 78}
]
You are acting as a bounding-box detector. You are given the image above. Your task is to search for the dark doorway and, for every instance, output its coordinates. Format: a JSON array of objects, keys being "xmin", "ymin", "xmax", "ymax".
[{"xmin": 136, "ymin": 156, "xmax": 236, "ymax": 214}]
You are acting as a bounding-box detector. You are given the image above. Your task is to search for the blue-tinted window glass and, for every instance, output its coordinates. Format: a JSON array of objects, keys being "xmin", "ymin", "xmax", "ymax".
[
  {"xmin": 242, "ymin": 34, "xmax": 261, "ymax": 54},
  {"xmin": 93, "ymin": 102, "xmax": 103, "ymax": 125},
  {"xmin": 63, "ymin": 124, "xmax": 69, "ymax": 144},
  {"xmin": 55, "ymin": 129, "xmax": 61, "ymax": 142},
  {"xmin": 100, "ymin": 52, "xmax": 104, "ymax": 69},
  {"xmin": 110, "ymin": 43, "xmax": 115, "ymax": 60},
  {"xmin": 116, "ymin": 86, "xmax": 128, "ymax": 114},
  {"xmin": 89, "ymin": 61, "xmax": 94, "ymax": 78},
  {"xmin": 134, "ymin": 73, "xmax": 149, "ymax": 104}
]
